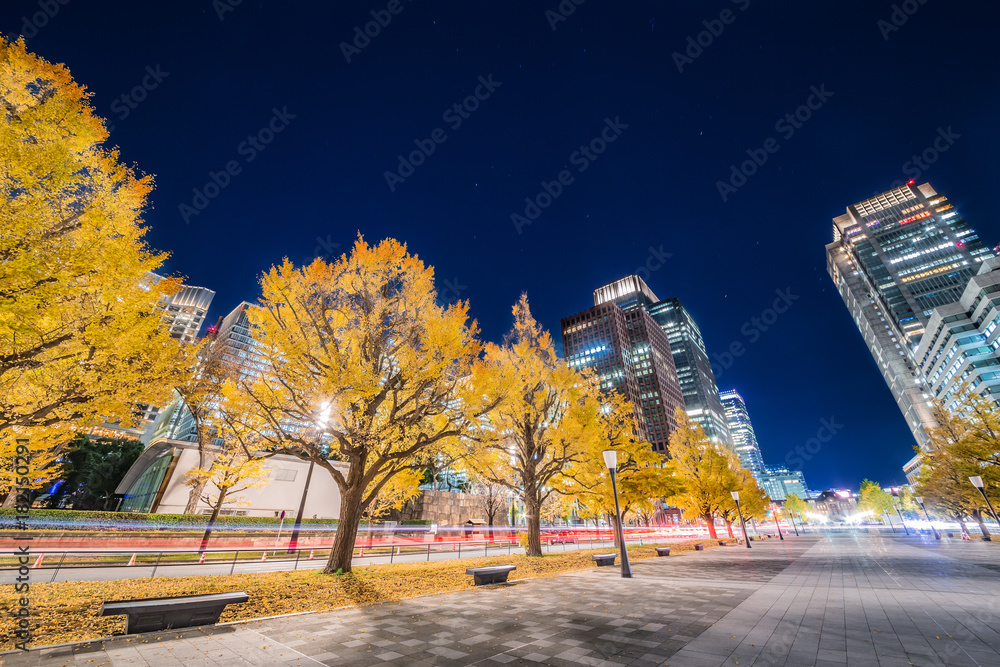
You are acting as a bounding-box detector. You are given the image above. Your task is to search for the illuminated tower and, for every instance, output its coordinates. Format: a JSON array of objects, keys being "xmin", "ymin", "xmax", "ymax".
[
  {"xmin": 826, "ymin": 182, "xmax": 994, "ymax": 453},
  {"xmin": 719, "ymin": 389, "xmax": 764, "ymax": 475},
  {"xmin": 561, "ymin": 276, "xmax": 685, "ymax": 452}
]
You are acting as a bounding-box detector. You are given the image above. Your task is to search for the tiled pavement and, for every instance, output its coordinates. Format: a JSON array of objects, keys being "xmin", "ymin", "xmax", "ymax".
[{"xmin": 7, "ymin": 533, "xmax": 1000, "ymax": 666}]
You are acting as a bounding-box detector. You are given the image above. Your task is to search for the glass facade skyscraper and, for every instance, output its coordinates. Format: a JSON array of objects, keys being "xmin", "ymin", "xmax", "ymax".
[
  {"xmin": 719, "ymin": 389, "xmax": 764, "ymax": 475},
  {"xmin": 648, "ymin": 298, "xmax": 732, "ymax": 446},
  {"xmin": 914, "ymin": 257, "xmax": 1000, "ymax": 411},
  {"xmin": 826, "ymin": 182, "xmax": 994, "ymax": 452},
  {"xmin": 562, "ymin": 276, "xmax": 685, "ymax": 452}
]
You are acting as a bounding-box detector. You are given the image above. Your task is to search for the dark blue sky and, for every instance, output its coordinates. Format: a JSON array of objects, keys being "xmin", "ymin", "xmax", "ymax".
[{"xmin": 7, "ymin": 1, "xmax": 999, "ymax": 491}]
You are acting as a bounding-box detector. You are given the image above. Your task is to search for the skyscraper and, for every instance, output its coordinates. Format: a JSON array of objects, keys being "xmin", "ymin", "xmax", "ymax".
[
  {"xmin": 914, "ymin": 257, "xmax": 1000, "ymax": 410},
  {"xmin": 826, "ymin": 182, "xmax": 994, "ymax": 452},
  {"xmin": 719, "ymin": 389, "xmax": 764, "ymax": 475},
  {"xmin": 648, "ymin": 298, "xmax": 732, "ymax": 445},
  {"xmin": 583, "ymin": 276, "xmax": 731, "ymax": 446},
  {"xmin": 562, "ymin": 276, "xmax": 685, "ymax": 452}
]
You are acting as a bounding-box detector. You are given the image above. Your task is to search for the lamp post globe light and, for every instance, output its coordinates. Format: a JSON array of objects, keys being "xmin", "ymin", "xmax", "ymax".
[
  {"xmin": 969, "ymin": 476, "xmax": 998, "ymax": 541},
  {"xmin": 731, "ymin": 490, "xmax": 751, "ymax": 549},
  {"xmin": 915, "ymin": 496, "xmax": 941, "ymax": 540},
  {"xmin": 602, "ymin": 450, "xmax": 632, "ymax": 579}
]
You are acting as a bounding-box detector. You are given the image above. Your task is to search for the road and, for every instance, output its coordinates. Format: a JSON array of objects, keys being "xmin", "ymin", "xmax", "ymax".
[{"xmin": 2, "ymin": 535, "xmax": 660, "ymax": 583}]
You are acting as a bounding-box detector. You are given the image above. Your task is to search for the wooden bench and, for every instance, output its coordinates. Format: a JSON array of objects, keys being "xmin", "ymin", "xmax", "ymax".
[
  {"xmin": 100, "ymin": 591, "xmax": 249, "ymax": 634},
  {"xmin": 592, "ymin": 553, "xmax": 617, "ymax": 566},
  {"xmin": 694, "ymin": 544, "xmax": 704, "ymax": 551},
  {"xmin": 466, "ymin": 565, "xmax": 516, "ymax": 585},
  {"xmin": 718, "ymin": 540, "xmax": 728, "ymax": 546},
  {"xmin": 655, "ymin": 547, "xmax": 671, "ymax": 557}
]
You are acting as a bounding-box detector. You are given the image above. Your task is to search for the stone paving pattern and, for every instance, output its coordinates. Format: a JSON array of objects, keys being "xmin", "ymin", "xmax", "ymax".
[{"xmin": 6, "ymin": 533, "xmax": 1000, "ymax": 666}]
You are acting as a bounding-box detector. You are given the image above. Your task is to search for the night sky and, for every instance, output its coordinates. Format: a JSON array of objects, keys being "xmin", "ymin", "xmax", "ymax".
[{"xmin": 6, "ymin": 1, "xmax": 1000, "ymax": 492}]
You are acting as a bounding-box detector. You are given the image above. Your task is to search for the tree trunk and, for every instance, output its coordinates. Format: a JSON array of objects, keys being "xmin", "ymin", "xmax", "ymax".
[
  {"xmin": 524, "ymin": 494, "xmax": 542, "ymax": 557},
  {"xmin": 326, "ymin": 484, "xmax": 364, "ymax": 573},
  {"xmin": 185, "ymin": 477, "xmax": 208, "ymax": 515},
  {"xmin": 703, "ymin": 513, "xmax": 718, "ymax": 539},
  {"xmin": 199, "ymin": 487, "xmax": 227, "ymax": 552},
  {"xmin": 959, "ymin": 517, "xmax": 971, "ymax": 539},
  {"xmin": 725, "ymin": 519, "xmax": 734, "ymax": 538},
  {"xmin": 2, "ymin": 492, "xmax": 18, "ymax": 508},
  {"xmin": 486, "ymin": 508, "xmax": 496, "ymax": 540},
  {"xmin": 611, "ymin": 511, "xmax": 622, "ymax": 550},
  {"xmin": 974, "ymin": 510, "xmax": 991, "ymax": 539}
]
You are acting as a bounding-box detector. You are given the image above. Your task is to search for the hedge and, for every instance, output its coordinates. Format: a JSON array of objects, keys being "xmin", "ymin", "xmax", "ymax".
[{"xmin": 0, "ymin": 508, "xmax": 337, "ymax": 529}]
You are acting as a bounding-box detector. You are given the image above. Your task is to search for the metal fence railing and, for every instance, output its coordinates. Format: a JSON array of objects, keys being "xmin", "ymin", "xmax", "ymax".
[{"xmin": 3, "ymin": 534, "xmax": 663, "ymax": 583}]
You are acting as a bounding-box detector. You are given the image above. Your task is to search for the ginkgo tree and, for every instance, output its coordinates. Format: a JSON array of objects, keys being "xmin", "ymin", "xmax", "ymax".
[
  {"xmin": 463, "ymin": 296, "xmax": 597, "ymax": 557},
  {"xmin": 716, "ymin": 455, "xmax": 768, "ymax": 538},
  {"xmin": 237, "ymin": 237, "xmax": 500, "ymax": 574},
  {"xmin": 1, "ymin": 38, "xmax": 185, "ymax": 494},
  {"xmin": 665, "ymin": 407, "xmax": 743, "ymax": 539},
  {"xmin": 558, "ymin": 389, "xmax": 681, "ymax": 548}
]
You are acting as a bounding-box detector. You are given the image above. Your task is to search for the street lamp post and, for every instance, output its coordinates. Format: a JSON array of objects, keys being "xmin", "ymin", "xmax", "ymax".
[
  {"xmin": 894, "ymin": 503, "xmax": 909, "ymax": 536},
  {"xmin": 771, "ymin": 504, "xmax": 784, "ymax": 541},
  {"xmin": 884, "ymin": 511, "xmax": 897, "ymax": 533},
  {"xmin": 787, "ymin": 510, "xmax": 800, "ymax": 536},
  {"xmin": 915, "ymin": 496, "xmax": 940, "ymax": 540},
  {"xmin": 731, "ymin": 491, "xmax": 751, "ymax": 549},
  {"xmin": 602, "ymin": 450, "xmax": 632, "ymax": 579},
  {"xmin": 969, "ymin": 476, "xmax": 998, "ymax": 541}
]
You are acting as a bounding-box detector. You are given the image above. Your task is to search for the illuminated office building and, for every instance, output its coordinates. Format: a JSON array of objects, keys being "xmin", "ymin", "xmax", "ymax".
[
  {"xmin": 826, "ymin": 182, "xmax": 994, "ymax": 453},
  {"xmin": 561, "ymin": 276, "xmax": 685, "ymax": 452},
  {"xmin": 914, "ymin": 257, "xmax": 1000, "ymax": 410},
  {"xmin": 758, "ymin": 465, "xmax": 808, "ymax": 502},
  {"xmin": 648, "ymin": 298, "xmax": 732, "ymax": 445},
  {"xmin": 719, "ymin": 389, "xmax": 764, "ymax": 475}
]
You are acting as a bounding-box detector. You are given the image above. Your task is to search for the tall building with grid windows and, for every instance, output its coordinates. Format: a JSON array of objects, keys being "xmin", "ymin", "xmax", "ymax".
[
  {"xmin": 561, "ymin": 276, "xmax": 685, "ymax": 452},
  {"xmin": 648, "ymin": 298, "xmax": 732, "ymax": 446},
  {"xmin": 826, "ymin": 182, "xmax": 994, "ymax": 457},
  {"xmin": 914, "ymin": 257, "xmax": 1000, "ymax": 411},
  {"xmin": 719, "ymin": 389, "xmax": 764, "ymax": 475}
]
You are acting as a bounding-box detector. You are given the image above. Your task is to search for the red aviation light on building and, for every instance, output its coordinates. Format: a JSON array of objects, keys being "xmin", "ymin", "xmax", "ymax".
[
  {"xmin": 956, "ymin": 242, "xmax": 965, "ymax": 247},
  {"xmin": 907, "ymin": 180, "xmax": 915, "ymax": 185}
]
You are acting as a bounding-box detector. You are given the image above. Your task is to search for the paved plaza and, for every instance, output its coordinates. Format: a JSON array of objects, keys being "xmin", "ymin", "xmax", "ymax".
[{"xmin": 8, "ymin": 533, "xmax": 1000, "ymax": 666}]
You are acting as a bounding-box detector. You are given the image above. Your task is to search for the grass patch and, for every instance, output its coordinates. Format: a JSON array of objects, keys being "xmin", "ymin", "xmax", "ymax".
[{"xmin": 0, "ymin": 538, "xmax": 729, "ymax": 649}]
